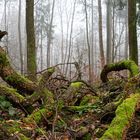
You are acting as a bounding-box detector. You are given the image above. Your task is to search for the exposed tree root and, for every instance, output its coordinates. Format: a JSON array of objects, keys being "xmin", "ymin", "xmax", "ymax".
[{"xmin": 100, "ymin": 60, "xmax": 139, "ymax": 83}]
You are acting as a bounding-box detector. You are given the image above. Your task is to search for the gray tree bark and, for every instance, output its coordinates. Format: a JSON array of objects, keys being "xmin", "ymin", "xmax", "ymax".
[{"xmin": 106, "ymin": 0, "xmax": 112, "ymax": 64}]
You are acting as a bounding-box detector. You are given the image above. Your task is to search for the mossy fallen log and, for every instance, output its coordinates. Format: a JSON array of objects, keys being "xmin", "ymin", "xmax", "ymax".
[
  {"xmin": 0, "ymin": 46, "xmax": 37, "ymax": 94},
  {"xmin": 100, "ymin": 93, "xmax": 140, "ymax": 140},
  {"xmin": 23, "ymin": 108, "xmax": 53, "ymax": 125},
  {"xmin": 100, "ymin": 60, "xmax": 139, "ymax": 83},
  {"xmin": 0, "ymin": 84, "xmax": 25, "ymax": 104}
]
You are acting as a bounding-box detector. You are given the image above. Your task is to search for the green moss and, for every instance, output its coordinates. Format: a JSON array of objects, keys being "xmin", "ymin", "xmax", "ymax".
[
  {"xmin": 47, "ymin": 67, "xmax": 55, "ymax": 73},
  {"xmin": 35, "ymin": 128, "xmax": 47, "ymax": 135},
  {"xmin": 70, "ymin": 82, "xmax": 83, "ymax": 88},
  {"xmin": 5, "ymin": 121, "xmax": 21, "ymax": 133},
  {"xmin": 80, "ymin": 96, "xmax": 99, "ymax": 106},
  {"xmin": 100, "ymin": 93, "xmax": 140, "ymax": 140},
  {"xmin": 26, "ymin": 108, "xmax": 46, "ymax": 124},
  {"xmin": 43, "ymin": 88, "xmax": 54, "ymax": 106},
  {"xmin": 15, "ymin": 133, "xmax": 31, "ymax": 140},
  {"xmin": 101, "ymin": 60, "xmax": 139, "ymax": 83},
  {"xmin": 5, "ymin": 73, "xmax": 32, "ymax": 85},
  {"xmin": 0, "ymin": 52, "xmax": 9, "ymax": 66},
  {"xmin": 57, "ymin": 99, "xmax": 64, "ymax": 111},
  {"xmin": 123, "ymin": 60, "xmax": 139, "ymax": 76},
  {"xmin": 56, "ymin": 118, "xmax": 67, "ymax": 130},
  {"xmin": 82, "ymin": 133, "xmax": 91, "ymax": 140}
]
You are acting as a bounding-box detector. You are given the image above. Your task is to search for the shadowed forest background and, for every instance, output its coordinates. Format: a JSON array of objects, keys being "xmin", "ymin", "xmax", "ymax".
[{"xmin": 0, "ymin": 0, "xmax": 140, "ymax": 139}]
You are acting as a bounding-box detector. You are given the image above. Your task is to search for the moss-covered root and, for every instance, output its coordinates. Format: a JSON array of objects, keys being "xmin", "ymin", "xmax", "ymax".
[
  {"xmin": 0, "ymin": 84, "xmax": 25, "ymax": 103},
  {"xmin": 100, "ymin": 60, "xmax": 139, "ymax": 83},
  {"xmin": 23, "ymin": 108, "xmax": 53, "ymax": 125},
  {"xmin": 0, "ymin": 47, "xmax": 37, "ymax": 94},
  {"xmin": 100, "ymin": 93, "xmax": 140, "ymax": 140}
]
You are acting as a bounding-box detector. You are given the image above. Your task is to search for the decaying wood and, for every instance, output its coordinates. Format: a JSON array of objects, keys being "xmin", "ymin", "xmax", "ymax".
[{"xmin": 0, "ymin": 46, "xmax": 37, "ymax": 94}]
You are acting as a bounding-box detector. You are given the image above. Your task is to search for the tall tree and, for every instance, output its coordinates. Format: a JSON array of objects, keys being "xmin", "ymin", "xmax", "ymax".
[
  {"xmin": 18, "ymin": 0, "xmax": 24, "ymax": 74},
  {"xmin": 47, "ymin": 0, "xmax": 55, "ymax": 68},
  {"xmin": 26, "ymin": 0, "xmax": 37, "ymax": 81},
  {"xmin": 65, "ymin": 0, "xmax": 76, "ymax": 76},
  {"xmin": 128, "ymin": 0, "xmax": 138, "ymax": 64},
  {"xmin": 106, "ymin": 0, "xmax": 112, "ymax": 64},
  {"xmin": 84, "ymin": 0, "xmax": 92, "ymax": 83},
  {"xmin": 98, "ymin": 0, "xmax": 105, "ymax": 68}
]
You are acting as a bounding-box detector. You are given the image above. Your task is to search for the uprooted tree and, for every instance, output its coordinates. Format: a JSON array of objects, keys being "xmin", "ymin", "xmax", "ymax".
[{"xmin": 0, "ymin": 46, "xmax": 140, "ymax": 139}]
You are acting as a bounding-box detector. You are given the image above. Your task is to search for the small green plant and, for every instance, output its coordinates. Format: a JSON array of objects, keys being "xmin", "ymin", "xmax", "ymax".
[{"xmin": 0, "ymin": 95, "xmax": 16, "ymax": 119}]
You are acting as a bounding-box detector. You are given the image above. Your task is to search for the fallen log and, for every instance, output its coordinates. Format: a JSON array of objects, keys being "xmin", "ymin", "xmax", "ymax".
[{"xmin": 0, "ymin": 46, "xmax": 37, "ymax": 94}]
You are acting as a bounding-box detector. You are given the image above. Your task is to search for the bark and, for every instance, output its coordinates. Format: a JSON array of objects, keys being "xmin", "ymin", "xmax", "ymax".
[
  {"xmin": 84, "ymin": 0, "xmax": 92, "ymax": 83},
  {"xmin": 47, "ymin": 0, "xmax": 55, "ymax": 68},
  {"xmin": 65, "ymin": 0, "xmax": 76, "ymax": 76},
  {"xmin": 98, "ymin": 0, "xmax": 105, "ymax": 68},
  {"xmin": 18, "ymin": 0, "xmax": 24, "ymax": 74},
  {"xmin": 106, "ymin": 0, "xmax": 112, "ymax": 64},
  {"xmin": 26, "ymin": 0, "xmax": 37, "ymax": 81},
  {"xmin": 128, "ymin": 0, "xmax": 138, "ymax": 64}
]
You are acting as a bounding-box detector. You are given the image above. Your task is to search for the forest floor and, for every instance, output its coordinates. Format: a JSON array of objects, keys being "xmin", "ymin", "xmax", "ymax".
[
  {"xmin": 0, "ymin": 49, "xmax": 140, "ymax": 140},
  {"xmin": 0, "ymin": 70, "xmax": 140, "ymax": 140}
]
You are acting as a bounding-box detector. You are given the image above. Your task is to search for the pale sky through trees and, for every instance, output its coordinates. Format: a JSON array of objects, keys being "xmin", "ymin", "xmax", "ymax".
[{"xmin": 0, "ymin": 0, "xmax": 138, "ymax": 74}]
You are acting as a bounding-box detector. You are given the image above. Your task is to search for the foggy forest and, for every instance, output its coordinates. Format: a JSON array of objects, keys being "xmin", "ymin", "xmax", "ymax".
[{"xmin": 0, "ymin": 0, "xmax": 140, "ymax": 139}]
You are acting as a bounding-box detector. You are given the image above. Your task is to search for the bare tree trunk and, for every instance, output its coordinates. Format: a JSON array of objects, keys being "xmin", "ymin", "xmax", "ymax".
[
  {"xmin": 98, "ymin": 0, "xmax": 105, "ymax": 68},
  {"xmin": 60, "ymin": 7, "xmax": 64, "ymax": 70},
  {"xmin": 91, "ymin": 0, "xmax": 94, "ymax": 82},
  {"xmin": 18, "ymin": 0, "xmax": 24, "ymax": 74},
  {"xmin": 125, "ymin": 4, "xmax": 128, "ymax": 60},
  {"xmin": 65, "ymin": 0, "xmax": 77, "ymax": 76},
  {"xmin": 128, "ymin": 0, "xmax": 138, "ymax": 64},
  {"xmin": 106, "ymin": 0, "xmax": 112, "ymax": 64},
  {"xmin": 84, "ymin": 0, "xmax": 92, "ymax": 83},
  {"xmin": 40, "ymin": 23, "xmax": 43, "ymax": 70},
  {"xmin": 112, "ymin": 3, "xmax": 115, "ymax": 62},
  {"xmin": 26, "ymin": 0, "xmax": 37, "ymax": 81},
  {"xmin": 47, "ymin": 0, "xmax": 55, "ymax": 68},
  {"xmin": 4, "ymin": 0, "xmax": 8, "ymax": 48}
]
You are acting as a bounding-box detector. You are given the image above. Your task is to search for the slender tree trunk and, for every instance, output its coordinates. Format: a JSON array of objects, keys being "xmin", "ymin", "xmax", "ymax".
[
  {"xmin": 18, "ymin": 0, "xmax": 24, "ymax": 74},
  {"xmin": 91, "ymin": 0, "xmax": 94, "ymax": 81},
  {"xmin": 112, "ymin": 3, "xmax": 115, "ymax": 62},
  {"xmin": 84, "ymin": 0, "xmax": 92, "ymax": 83},
  {"xmin": 4, "ymin": 0, "xmax": 8, "ymax": 49},
  {"xmin": 128, "ymin": 0, "xmax": 138, "ymax": 64},
  {"xmin": 125, "ymin": 2, "xmax": 128, "ymax": 60},
  {"xmin": 106, "ymin": 0, "xmax": 112, "ymax": 64},
  {"xmin": 47, "ymin": 0, "xmax": 55, "ymax": 68},
  {"xmin": 40, "ymin": 23, "xmax": 43, "ymax": 70},
  {"xmin": 26, "ymin": 0, "xmax": 37, "ymax": 81},
  {"xmin": 60, "ymin": 6, "xmax": 64, "ymax": 70},
  {"xmin": 98, "ymin": 0, "xmax": 105, "ymax": 68},
  {"xmin": 65, "ymin": 0, "xmax": 76, "ymax": 76}
]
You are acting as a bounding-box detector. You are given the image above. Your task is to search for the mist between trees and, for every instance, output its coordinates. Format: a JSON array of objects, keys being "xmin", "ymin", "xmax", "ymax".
[{"xmin": 0, "ymin": 0, "xmax": 139, "ymax": 82}]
